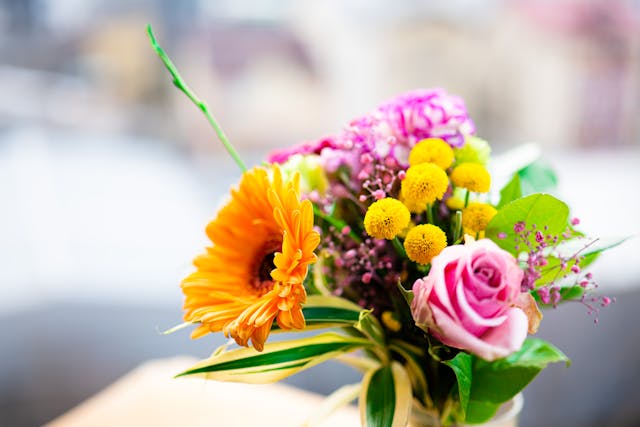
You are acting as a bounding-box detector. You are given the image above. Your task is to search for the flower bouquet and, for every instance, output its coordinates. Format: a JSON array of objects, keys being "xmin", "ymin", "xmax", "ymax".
[{"xmin": 149, "ymin": 27, "xmax": 621, "ymax": 426}]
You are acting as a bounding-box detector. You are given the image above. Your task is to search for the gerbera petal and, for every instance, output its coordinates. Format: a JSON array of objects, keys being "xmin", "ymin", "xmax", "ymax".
[{"xmin": 181, "ymin": 166, "xmax": 319, "ymax": 351}]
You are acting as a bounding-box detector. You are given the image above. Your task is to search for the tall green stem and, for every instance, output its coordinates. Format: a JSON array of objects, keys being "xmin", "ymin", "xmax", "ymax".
[
  {"xmin": 392, "ymin": 237, "xmax": 406, "ymax": 258},
  {"xmin": 146, "ymin": 25, "xmax": 247, "ymax": 172},
  {"xmin": 426, "ymin": 203, "xmax": 435, "ymax": 224}
]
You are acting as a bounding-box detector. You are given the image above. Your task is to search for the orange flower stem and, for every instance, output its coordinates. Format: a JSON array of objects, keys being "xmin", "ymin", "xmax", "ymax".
[{"xmin": 146, "ymin": 24, "xmax": 247, "ymax": 172}]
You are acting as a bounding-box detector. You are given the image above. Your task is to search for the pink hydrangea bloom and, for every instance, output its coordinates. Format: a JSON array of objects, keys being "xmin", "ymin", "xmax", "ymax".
[
  {"xmin": 268, "ymin": 89, "xmax": 474, "ymax": 189},
  {"xmin": 410, "ymin": 239, "xmax": 528, "ymax": 361},
  {"xmin": 350, "ymin": 88, "xmax": 475, "ymax": 149},
  {"xmin": 325, "ymin": 88, "xmax": 475, "ymax": 178}
]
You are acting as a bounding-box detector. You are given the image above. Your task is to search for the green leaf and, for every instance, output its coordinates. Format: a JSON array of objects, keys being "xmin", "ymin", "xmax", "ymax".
[
  {"xmin": 497, "ymin": 174, "xmax": 522, "ymax": 209},
  {"xmin": 470, "ymin": 338, "xmax": 569, "ymax": 405},
  {"xmin": 517, "ymin": 160, "xmax": 558, "ymax": 195},
  {"xmin": 465, "ymin": 400, "xmax": 501, "ymax": 424},
  {"xmin": 309, "ymin": 257, "xmax": 332, "ymax": 296},
  {"xmin": 178, "ymin": 332, "xmax": 372, "ymax": 383},
  {"xmin": 443, "ymin": 352, "xmax": 472, "ymax": 419},
  {"xmin": 396, "ymin": 282, "xmax": 414, "ymax": 306},
  {"xmin": 301, "ymin": 306, "xmax": 361, "ymax": 328},
  {"xmin": 272, "ymin": 295, "xmax": 364, "ymax": 331},
  {"xmin": 486, "ymin": 194, "xmax": 569, "ymax": 255},
  {"xmin": 355, "ymin": 310, "xmax": 386, "ymax": 347},
  {"xmin": 390, "ymin": 340, "xmax": 429, "ymax": 403},
  {"xmin": 360, "ymin": 362, "xmax": 412, "ymax": 427}
]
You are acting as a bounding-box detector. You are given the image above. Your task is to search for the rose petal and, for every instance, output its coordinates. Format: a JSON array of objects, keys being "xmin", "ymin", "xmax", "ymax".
[
  {"xmin": 481, "ymin": 308, "xmax": 528, "ymax": 360},
  {"xmin": 456, "ymin": 279, "xmax": 507, "ymax": 330},
  {"xmin": 513, "ymin": 292, "xmax": 543, "ymax": 334},
  {"xmin": 431, "ymin": 305, "xmax": 525, "ymax": 361}
]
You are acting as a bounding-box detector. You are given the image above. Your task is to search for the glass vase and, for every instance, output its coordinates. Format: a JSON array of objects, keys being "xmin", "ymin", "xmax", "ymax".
[{"xmin": 409, "ymin": 394, "xmax": 524, "ymax": 427}]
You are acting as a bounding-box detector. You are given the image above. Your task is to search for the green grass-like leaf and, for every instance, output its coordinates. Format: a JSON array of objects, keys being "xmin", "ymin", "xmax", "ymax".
[
  {"xmin": 178, "ymin": 332, "xmax": 373, "ymax": 383},
  {"xmin": 270, "ymin": 306, "xmax": 361, "ymax": 331},
  {"xmin": 356, "ymin": 310, "xmax": 386, "ymax": 347},
  {"xmin": 363, "ymin": 365, "xmax": 395, "ymax": 427},
  {"xmin": 181, "ymin": 342, "xmax": 352, "ymax": 375},
  {"xmin": 360, "ymin": 362, "xmax": 412, "ymax": 427}
]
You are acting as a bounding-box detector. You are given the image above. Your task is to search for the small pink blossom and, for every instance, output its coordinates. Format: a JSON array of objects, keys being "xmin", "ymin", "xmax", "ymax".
[
  {"xmin": 411, "ymin": 239, "xmax": 528, "ymax": 361},
  {"xmin": 373, "ymin": 189, "xmax": 386, "ymax": 200},
  {"xmin": 267, "ymin": 137, "xmax": 337, "ymax": 164}
]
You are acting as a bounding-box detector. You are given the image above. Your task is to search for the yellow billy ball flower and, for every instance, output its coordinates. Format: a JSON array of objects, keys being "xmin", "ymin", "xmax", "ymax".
[
  {"xmin": 401, "ymin": 163, "xmax": 449, "ymax": 206},
  {"xmin": 450, "ymin": 163, "xmax": 491, "ymax": 193},
  {"xmin": 462, "ymin": 203, "xmax": 497, "ymax": 234},
  {"xmin": 445, "ymin": 196, "xmax": 465, "ymax": 211},
  {"xmin": 408, "ymin": 138, "xmax": 455, "ymax": 169},
  {"xmin": 381, "ymin": 311, "xmax": 402, "ymax": 332},
  {"xmin": 403, "ymin": 224, "xmax": 448, "ymax": 265},
  {"xmin": 364, "ymin": 198, "xmax": 411, "ymax": 240},
  {"xmin": 401, "ymin": 195, "xmax": 426, "ymax": 214}
]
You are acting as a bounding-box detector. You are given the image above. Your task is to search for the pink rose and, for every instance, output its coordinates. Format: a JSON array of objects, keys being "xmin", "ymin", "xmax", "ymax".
[{"xmin": 410, "ymin": 239, "xmax": 528, "ymax": 361}]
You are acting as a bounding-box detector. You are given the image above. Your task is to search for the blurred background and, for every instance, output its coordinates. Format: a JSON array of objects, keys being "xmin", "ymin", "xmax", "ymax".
[{"xmin": 1, "ymin": 0, "xmax": 639, "ymax": 426}]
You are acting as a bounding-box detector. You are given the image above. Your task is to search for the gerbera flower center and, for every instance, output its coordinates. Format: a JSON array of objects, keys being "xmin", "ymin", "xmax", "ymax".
[{"xmin": 251, "ymin": 240, "xmax": 282, "ymax": 294}]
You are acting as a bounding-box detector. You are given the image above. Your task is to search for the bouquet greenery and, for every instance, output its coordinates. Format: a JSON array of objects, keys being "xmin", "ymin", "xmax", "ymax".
[{"xmin": 149, "ymin": 26, "xmax": 621, "ymax": 426}]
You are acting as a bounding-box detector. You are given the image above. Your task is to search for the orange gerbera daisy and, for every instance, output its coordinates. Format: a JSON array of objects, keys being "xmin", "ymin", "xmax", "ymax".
[{"xmin": 181, "ymin": 166, "xmax": 320, "ymax": 351}]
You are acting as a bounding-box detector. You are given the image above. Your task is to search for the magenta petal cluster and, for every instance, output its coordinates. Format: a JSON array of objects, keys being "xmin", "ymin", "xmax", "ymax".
[
  {"xmin": 266, "ymin": 88, "xmax": 474, "ymax": 169},
  {"xmin": 358, "ymin": 88, "xmax": 475, "ymax": 148},
  {"xmin": 411, "ymin": 239, "xmax": 528, "ymax": 361},
  {"xmin": 267, "ymin": 136, "xmax": 337, "ymax": 164}
]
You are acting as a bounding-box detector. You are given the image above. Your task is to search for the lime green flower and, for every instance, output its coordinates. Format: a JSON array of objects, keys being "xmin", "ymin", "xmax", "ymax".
[
  {"xmin": 279, "ymin": 154, "xmax": 329, "ymax": 194},
  {"xmin": 454, "ymin": 135, "xmax": 491, "ymax": 166}
]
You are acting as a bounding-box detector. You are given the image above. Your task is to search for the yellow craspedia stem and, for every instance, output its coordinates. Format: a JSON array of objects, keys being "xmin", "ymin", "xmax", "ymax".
[
  {"xmin": 462, "ymin": 202, "xmax": 497, "ymax": 234},
  {"xmin": 364, "ymin": 198, "xmax": 411, "ymax": 240},
  {"xmin": 401, "ymin": 163, "xmax": 449, "ymax": 207},
  {"xmin": 450, "ymin": 163, "xmax": 491, "ymax": 193},
  {"xmin": 408, "ymin": 138, "xmax": 454, "ymax": 169},
  {"xmin": 403, "ymin": 224, "xmax": 447, "ymax": 265}
]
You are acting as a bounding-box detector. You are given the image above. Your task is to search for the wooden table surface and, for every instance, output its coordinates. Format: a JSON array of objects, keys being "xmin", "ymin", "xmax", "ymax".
[{"xmin": 46, "ymin": 357, "xmax": 360, "ymax": 427}]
